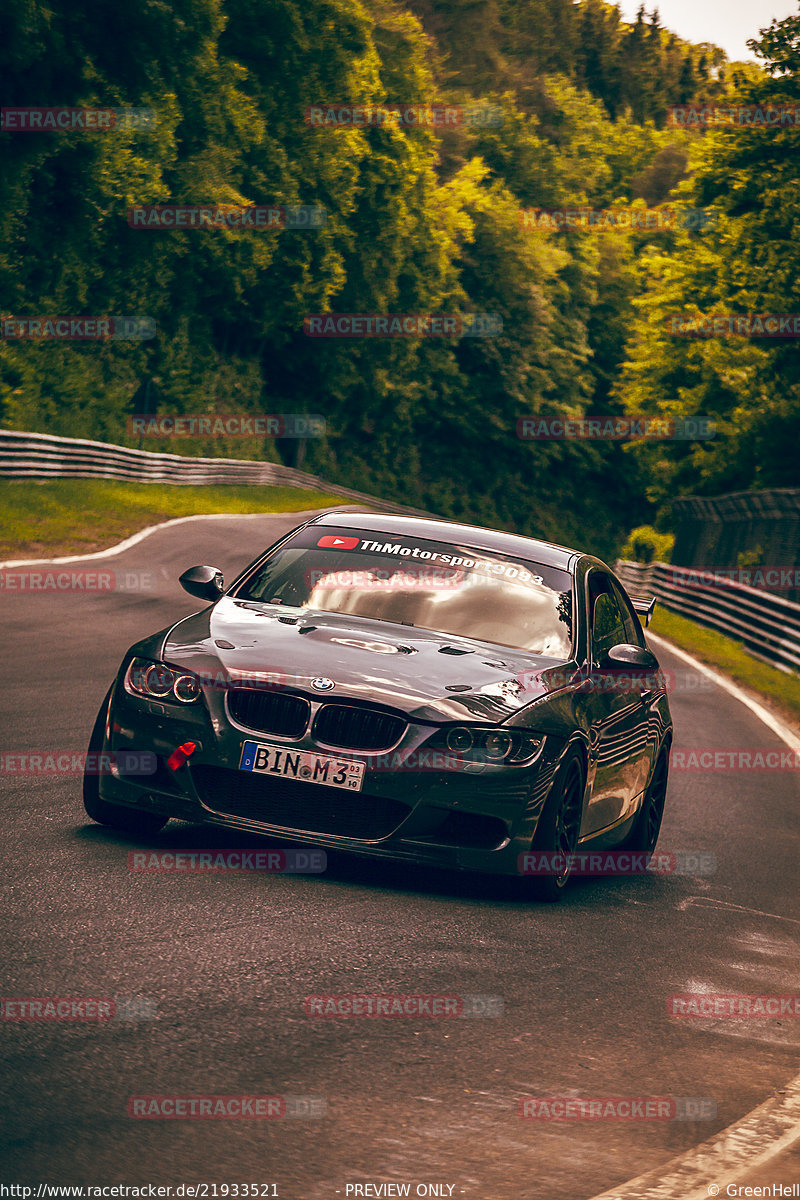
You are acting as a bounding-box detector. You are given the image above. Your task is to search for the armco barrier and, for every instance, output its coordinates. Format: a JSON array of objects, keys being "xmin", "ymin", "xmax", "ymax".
[
  {"xmin": 5, "ymin": 429, "xmax": 796, "ymax": 674},
  {"xmin": 0, "ymin": 428, "xmax": 426, "ymax": 517},
  {"xmin": 615, "ymin": 559, "xmax": 800, "ymax": 675},
  {"xmin": 671, "ymin": 489, "xmax": 800, "ymax": 606}
]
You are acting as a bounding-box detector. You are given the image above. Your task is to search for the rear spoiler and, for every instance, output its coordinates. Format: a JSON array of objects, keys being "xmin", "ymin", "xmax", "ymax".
[{"xmin": 631, "ymin": 596, "xmax": 657, "ymax": 627}]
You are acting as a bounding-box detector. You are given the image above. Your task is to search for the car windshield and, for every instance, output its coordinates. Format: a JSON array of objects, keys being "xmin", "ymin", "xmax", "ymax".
[{"xmin": 236, "ymin": 528, "xmax": 574, "ymax": 658}]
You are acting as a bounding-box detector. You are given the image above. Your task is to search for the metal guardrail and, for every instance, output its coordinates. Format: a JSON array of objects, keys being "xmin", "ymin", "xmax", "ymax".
[
  {"xmin": 0, "ymin": 428, "xmax": 427, "ymax": 516},
  {"xmin": 6, "ymin": 430, "xmax": 796, "ymax": 673},
  {"xmin": 616, "ymin": 559, "xmax": 800, "ymax": 675},
  {"xmin": 671, "ymin": 487, "xmax": 800, "ymax": 606}
]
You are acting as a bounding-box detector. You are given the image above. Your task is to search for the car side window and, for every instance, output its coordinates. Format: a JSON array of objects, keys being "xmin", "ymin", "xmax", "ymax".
[
  {"xmin": 610, "ymin": 580, "xmax": 646, "ymax": 648},
  {"xmin": 592, "ymin": 593, "xmax": 627, "ymax": 661}
]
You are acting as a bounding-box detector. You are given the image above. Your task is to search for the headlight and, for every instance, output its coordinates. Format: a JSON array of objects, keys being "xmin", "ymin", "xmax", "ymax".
[
  {"xmin": 446, "ymin": 727, "xmax": 473, "ymax": 753},
  {"xmin": 125, "ymin": 657, "xmax": 202, "ymax": 705},
  {"xmin": 430, "ymin": 726, "xmax": 543, "ymax": 765},
  {"xmin": 173, "ymin": 674, "xmax": 201, "ymax": 703},
  {"xmin": 483, "ymin": 731, "xmax": 514, "ymax": 760},
  {"xmin": 144, "ymin": 664, "xmax": 174, "ymax": 697}
]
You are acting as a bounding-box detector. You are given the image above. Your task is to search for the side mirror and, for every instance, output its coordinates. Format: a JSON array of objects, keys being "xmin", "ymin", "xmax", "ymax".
[
  {"xmin": 179, "ymin": 565, "xmax": 224, "ymax": 601},
  {"xmin": 598, "ymin": 643, "xmax": 659, "ymax": 672}
]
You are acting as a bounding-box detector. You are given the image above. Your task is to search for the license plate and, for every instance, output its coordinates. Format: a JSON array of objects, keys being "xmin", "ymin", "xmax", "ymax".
[{"xmin": 239, "ymin": 740, "xmax": 365, "ymax": 792}]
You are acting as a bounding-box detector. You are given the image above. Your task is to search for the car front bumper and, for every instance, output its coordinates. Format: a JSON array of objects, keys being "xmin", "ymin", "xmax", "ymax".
[{"xmin": 96, "ymin": 678, "xmax": 565, "ymax": 877}]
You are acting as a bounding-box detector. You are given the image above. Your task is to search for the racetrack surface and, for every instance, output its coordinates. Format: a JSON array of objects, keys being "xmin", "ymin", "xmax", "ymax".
[{"xmin": 2, "ymin": 511, "xmax": 800, "ymax": 1197}]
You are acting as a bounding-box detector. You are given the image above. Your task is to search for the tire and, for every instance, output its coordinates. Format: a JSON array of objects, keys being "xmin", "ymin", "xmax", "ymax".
[
  {"xmin": 527, "ymin": 747, "xmax": 585, "ymax": 902},
  {"xmin": 623, "ymin": 744, "xmax": 669, "ymax": 853},
  {"xmin": 82, "ymin": 686, "xmax": 168, "ymax": 836}
]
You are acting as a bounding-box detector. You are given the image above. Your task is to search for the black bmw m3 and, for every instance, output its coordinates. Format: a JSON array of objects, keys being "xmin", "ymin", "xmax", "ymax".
[{"xmin": 83, "ymin": 512, "xmax": 672, "ymax": 899}]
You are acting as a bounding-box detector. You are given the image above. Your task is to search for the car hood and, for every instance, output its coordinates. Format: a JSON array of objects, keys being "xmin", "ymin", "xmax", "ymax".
[{"xmin": 162, "ymin": 598, "xmax": 572, "ymax": 724}]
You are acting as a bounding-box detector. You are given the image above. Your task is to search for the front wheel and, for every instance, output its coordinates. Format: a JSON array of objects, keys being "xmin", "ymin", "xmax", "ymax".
[
  {"xmin": 623, "ymin": 745, "xmax": 669, "ymax": 853},
  {"xmin": 526, "ymin": 748, "xmax": 585, "ymax": 902},
  {"xmin": 82, "ymin": 686, "xmax": 168, "ymax": 836}
]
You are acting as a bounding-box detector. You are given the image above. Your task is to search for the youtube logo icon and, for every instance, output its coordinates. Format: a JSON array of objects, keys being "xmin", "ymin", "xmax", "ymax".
[{"xmin": 316, "ymin": 535, "xmax": 360, "ymax": 549}]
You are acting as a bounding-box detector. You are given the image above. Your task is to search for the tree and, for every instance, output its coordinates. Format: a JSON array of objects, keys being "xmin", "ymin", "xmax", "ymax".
[{"xmin": 616, "ymin": 7, "xmax": 800, "ymax": 507}]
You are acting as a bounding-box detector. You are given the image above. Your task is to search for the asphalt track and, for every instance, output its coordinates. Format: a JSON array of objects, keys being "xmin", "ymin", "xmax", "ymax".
[{"xmin": 2, "ymin": 510, "xmax": 800, "ymax": 1198}]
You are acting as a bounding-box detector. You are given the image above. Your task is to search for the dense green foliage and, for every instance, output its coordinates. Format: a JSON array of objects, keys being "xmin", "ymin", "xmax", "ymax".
[
  {"xmin": 616, "ymin": 14, "xmax": 800, "ymax": 509},
  {"xmin": 620, "ymin": 524, "xmax": 674, "ymax": 563},
  {"xmin": 0, "ymin": 0, "xmax": 793, "ymax": 559}
]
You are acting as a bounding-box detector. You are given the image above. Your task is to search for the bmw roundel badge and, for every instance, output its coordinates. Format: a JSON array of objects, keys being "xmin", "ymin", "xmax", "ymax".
[{"xmin": 311, "ymin": 677, "xmax": 335, "ymax": 691}]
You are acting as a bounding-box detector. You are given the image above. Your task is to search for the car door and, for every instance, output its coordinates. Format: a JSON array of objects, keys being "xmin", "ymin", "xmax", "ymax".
[
  {"xmin": 578, "ymin": 571, "xmax": 652, "ymax": 836},
  {"xmin": 610, "ymin": 575, "xmax": 663, "ymax": 787}
]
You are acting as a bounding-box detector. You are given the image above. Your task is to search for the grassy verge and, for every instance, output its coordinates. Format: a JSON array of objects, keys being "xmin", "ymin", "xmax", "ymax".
[
  {"xmin": 650, "ymin": 604, "xmax": 800, "ymax": 730},
  {"xmin": 0, "ymin": 478, "xmax": 349, "ymax": 560}
]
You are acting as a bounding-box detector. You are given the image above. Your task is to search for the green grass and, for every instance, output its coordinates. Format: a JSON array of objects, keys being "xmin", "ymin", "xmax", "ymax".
[
  {"xmin": 650, "ymin": 604, "xmax": 800, "ymax": 729},
  {"xmin": 0, "ymin": 478, "xmax": 349, "ymax": 560}
]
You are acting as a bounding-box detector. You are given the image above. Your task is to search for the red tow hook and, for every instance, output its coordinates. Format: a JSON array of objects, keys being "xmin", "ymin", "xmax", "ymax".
[{"xmin": 166, "ymin": 741, "xmax": 198, "ymax": 772}]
